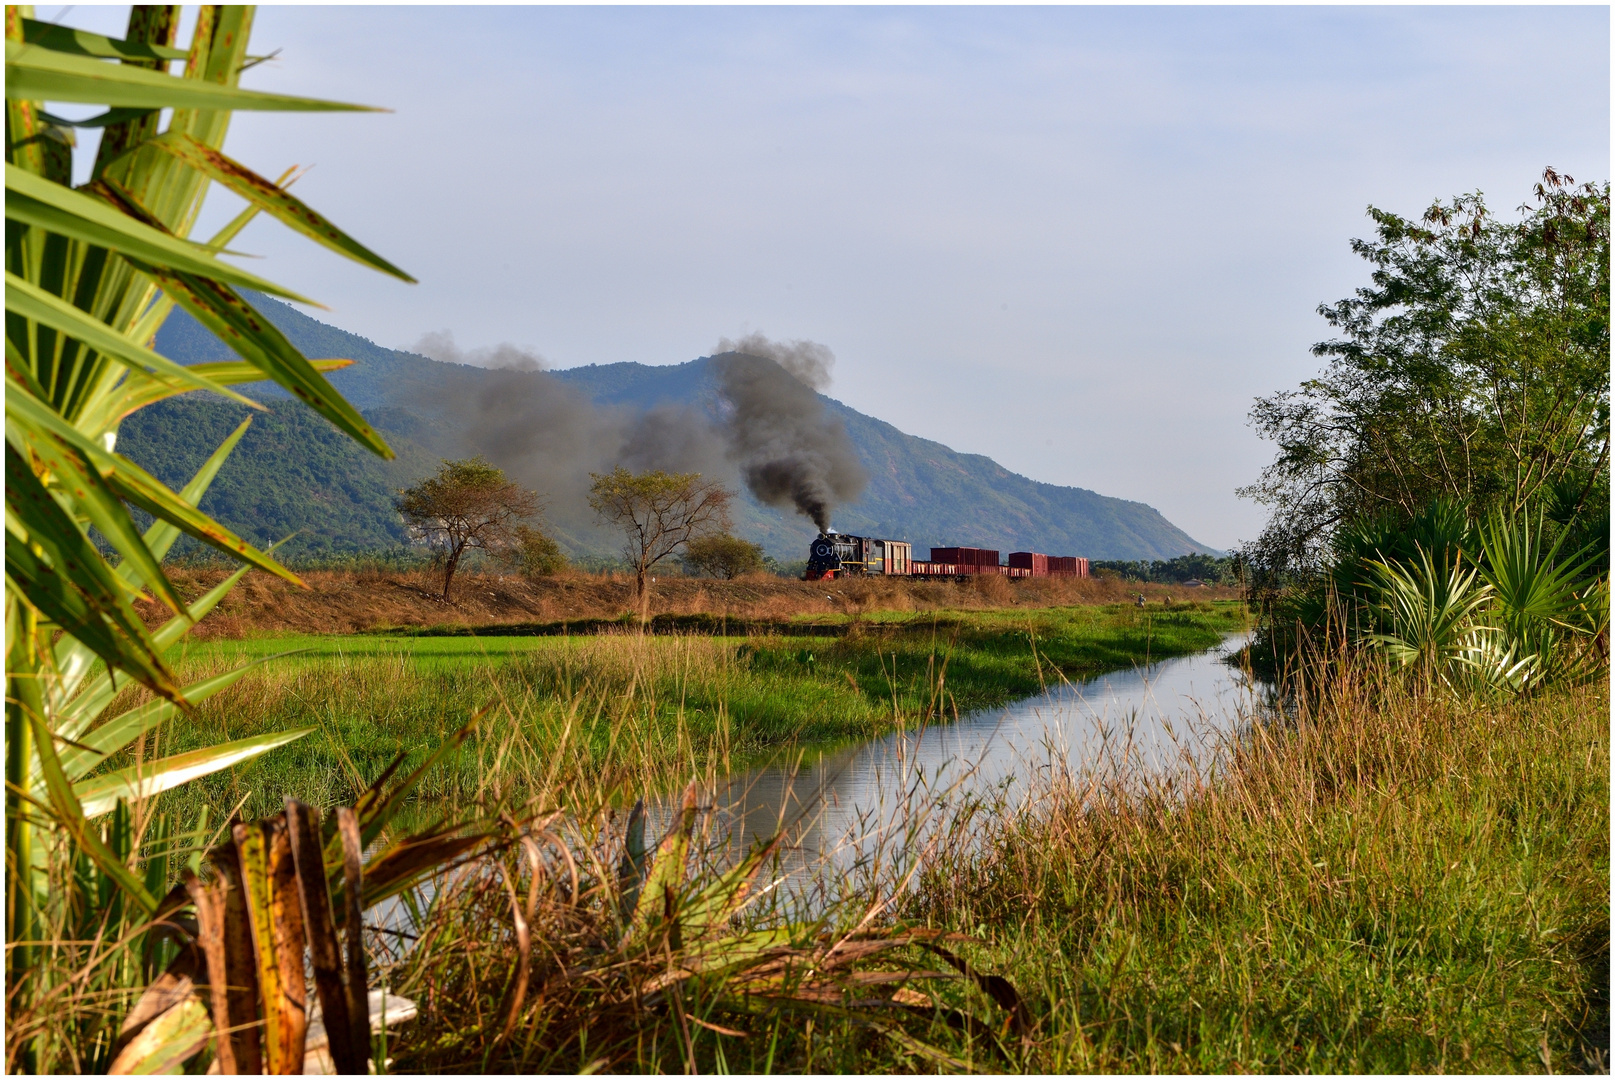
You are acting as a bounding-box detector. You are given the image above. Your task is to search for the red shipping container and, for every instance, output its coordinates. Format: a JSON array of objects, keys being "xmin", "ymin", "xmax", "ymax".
[
  {"xmin": 933, "ymin": 546, "xmax": 1003, "ymax": 567},
  {"xmin": 1009, "ymin": 552, "xmax": 1049, "ymax": 574}
]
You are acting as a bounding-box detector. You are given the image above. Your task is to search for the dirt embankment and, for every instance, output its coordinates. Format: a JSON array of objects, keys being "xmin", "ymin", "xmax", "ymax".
[{"xmin": 140, "ymin": 568, "xmax": 1240, "ymax": 639}]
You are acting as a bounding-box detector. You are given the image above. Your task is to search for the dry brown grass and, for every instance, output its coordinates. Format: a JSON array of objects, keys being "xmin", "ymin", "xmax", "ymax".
[{"xmin": 138, "ymin": 568, "xmax": 1236, "ymax": 639}]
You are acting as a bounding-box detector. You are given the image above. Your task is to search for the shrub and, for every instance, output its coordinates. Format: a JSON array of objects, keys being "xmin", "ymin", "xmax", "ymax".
[
  {"xmin": 682, "ymin": 533, "xmax": 765, "ymax": 579},
  {"xmin": 505, "ymin": 524, "xmax": 567, "ymax": 578}
]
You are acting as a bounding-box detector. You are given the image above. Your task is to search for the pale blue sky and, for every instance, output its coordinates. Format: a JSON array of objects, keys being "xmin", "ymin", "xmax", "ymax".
[{"xmin": 50, "ymin": 5, "xmax": 1610, "ymax": 550}]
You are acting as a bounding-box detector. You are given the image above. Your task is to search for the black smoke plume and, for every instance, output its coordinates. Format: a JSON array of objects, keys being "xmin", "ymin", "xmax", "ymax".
[
  {"xmin": 408, "ymin": 333, "xmax": 730, "ymax": 544},
  {"xmin": 711, "ymin": 333, "xmax": 867, "ymax": 532},
  {"xmin": 413, "ymin": 329, "xmax": 549, "ymax": 372}
]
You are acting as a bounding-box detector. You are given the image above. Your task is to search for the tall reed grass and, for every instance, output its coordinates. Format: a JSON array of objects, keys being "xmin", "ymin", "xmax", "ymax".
[{"xmin": 904, "ymin": 652, "xmax": 1609, "ymax": 1072}]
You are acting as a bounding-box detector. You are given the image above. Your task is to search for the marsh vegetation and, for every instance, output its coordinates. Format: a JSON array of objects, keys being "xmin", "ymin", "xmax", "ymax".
[
  {"xmin": 44, "ymin": 599, "xmax": 1606, "ymax": 1073},
  {"xmin": 138, "ymin": 601, "xmax": 1246, "ymax": 826}
]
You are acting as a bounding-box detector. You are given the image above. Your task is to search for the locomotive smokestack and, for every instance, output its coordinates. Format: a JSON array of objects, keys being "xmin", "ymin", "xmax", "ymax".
[{"xmin": 711, "ymin": 333, "xmax": 867, "ymax": 531}]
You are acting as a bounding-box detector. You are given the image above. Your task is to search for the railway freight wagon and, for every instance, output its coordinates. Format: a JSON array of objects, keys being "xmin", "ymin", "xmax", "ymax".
[{"xmin": 805, "ymin": 532, "xmax": 1087, "ymax": 581}]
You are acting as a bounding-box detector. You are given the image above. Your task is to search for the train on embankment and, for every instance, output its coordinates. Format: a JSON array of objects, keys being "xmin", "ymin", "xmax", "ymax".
[{"xmin": 803, "ymin": 532, "xmax": 1089, "ymax": 582}]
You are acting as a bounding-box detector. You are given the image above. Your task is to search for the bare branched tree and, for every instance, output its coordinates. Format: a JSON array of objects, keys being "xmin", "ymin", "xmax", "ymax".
[
  {"xmin": 588, "ymin": 467, "xmax": 733, "ymax": 620},
  {"xmin": 396, "ymin": 457, "xmax": 542, "ymax": 601}
]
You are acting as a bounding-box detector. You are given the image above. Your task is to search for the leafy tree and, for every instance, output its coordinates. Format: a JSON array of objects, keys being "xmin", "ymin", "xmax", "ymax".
[
  {"xmin": 505, "ymin": 523, "xmax": 568, "ymax": 578},
  {"xmin": 588, "ymin": 467, "xmax": 732, "ymax": 617},
  {"xmin": 1240, "ymin": 169, "xmax": 1610, "ymax": 583},
  {"xmin": 682, "ymin": 534, "xmax": 766, "ymax": 579},
  {"xmin": 1091, "ymin": 553, "xmax": 1234, "ymax": 585},
  {"xmin": 396, "ymin": 458, "xmax": 541, "ymax": 600}
]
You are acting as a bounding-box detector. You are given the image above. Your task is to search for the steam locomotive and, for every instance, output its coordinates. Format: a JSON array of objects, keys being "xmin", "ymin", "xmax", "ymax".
[{"xmin": 804, "ymin": 532, "xmax": 1088, "ymax": 581}]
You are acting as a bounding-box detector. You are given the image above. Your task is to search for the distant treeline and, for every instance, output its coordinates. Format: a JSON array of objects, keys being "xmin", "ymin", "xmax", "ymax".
[
  {"xmin": 161, "ymin": 545, "xmax": 813, "ymax": 580},
  {"xmin": 1090, "ymin": 553, "xmax": 1236, "ymax": 585},
  {"xmin": 164, "ymin": 547, "xmax": 435, "ymax": 573},
  {"xmin": 163, "ymin": 541, "xmax": 1226, "ymax": 584}
]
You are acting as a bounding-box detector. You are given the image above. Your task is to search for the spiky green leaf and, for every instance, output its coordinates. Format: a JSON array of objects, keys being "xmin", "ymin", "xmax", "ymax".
[
  {"xmin": 59, "ymin": 654, "xmax": 299, "ymax": 782},
  {"xmin": 76, "ymin": 728, "xmax": 314, "ymax": 818},
  {"xmin": 5, "ymin": 270, "xmax": 259, "ymax": 406},
  {"xmin": 20, "ymin": 18, "xmax": 188, "ymax": 62},
  {"xmin": 5, "ymin": 37, "xmax": 378, "ymax": 113},
  {"xmin": 147, "ymin": 271, "xmax": 393, "ymax": 459},
  {"xmin": 147, "ymin": 133, "xmax": 415, "ymax": 282},
  {"xmin": 4, "ymin": 163, "xmax": 310, "ymax": 300}
]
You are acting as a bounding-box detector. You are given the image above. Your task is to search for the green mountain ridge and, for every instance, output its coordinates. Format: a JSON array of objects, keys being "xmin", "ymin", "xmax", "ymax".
[{"xmin": 133, "ymin": 293, "xmax": 1216, "ymax": 562}]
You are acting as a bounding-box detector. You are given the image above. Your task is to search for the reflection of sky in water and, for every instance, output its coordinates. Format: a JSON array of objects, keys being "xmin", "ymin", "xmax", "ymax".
[
  {"xmin": 655, "ymin": 632, "xmax": 1262, "ymax": 901},
  {"xmin": 371, "ymin": 634, "xmax": 1263, "ymax": 944}
]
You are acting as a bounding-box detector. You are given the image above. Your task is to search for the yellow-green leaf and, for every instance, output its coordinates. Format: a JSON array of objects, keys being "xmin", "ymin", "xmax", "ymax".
[
  {"xmin": 5, "ymin": 37, "xmax": 379, "ymax": 113},
  {"xmin": 60, "ymin": 654, "xmax": 300, "ymax": 781},
  {"xmin": 75, "ymin": 728, "xmax": 314, "ymax": 818},
  {"xmin": 5, "ymin": 270, "xmax": 259, "ymax": 406},
  {"xmin": 105, "ymin": 994, "xmax": 212, "ymax": 1075},
  {"xmin": 148, "ymin": 272, "xmax": 393, "ymax": 460},
  {"xmin": 147, "ymin": 133, "xmax": 415, "ymax": 283},
  {"xmin": 21, "ymin": 17, "xmax": 188, "ymax": 62},
  {"xmin": 5, "ymin": 163, "xmax": 311, "ymax": 301}
]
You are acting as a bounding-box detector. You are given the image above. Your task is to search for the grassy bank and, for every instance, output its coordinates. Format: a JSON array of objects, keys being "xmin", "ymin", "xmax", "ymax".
[
  {"xmin": 356, "ymin": 643, "xmax": 1608, "ymax": 1072},
  {"xmin": 73, "ymin": 603, "xmax": 1610, "ymax": 1073},
  {"xmin": 138, "ymin": 600, "xmax": 1246, "ymax": 825},
  {"xmin": 904, "ymin": 671, "xmax": 1610, "ymax": 1073}
]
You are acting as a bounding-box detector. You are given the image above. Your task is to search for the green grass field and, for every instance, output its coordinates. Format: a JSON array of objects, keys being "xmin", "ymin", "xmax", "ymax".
[{"xmin": 139, "ymin": 601, "xmax": 1248, "ymax": 826}]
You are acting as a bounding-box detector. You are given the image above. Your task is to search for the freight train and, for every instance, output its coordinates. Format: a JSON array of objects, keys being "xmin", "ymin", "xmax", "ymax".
[{"xmin": 804, "ymin": 532, "xmax": 1089, "ymax": 582}]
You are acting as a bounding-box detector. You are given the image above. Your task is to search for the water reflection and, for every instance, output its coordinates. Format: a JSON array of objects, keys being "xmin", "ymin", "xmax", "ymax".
[
  {"xmin": 672, "ymin": 632, "xmax": 1263, "ymax": 898},
  {"xmin": 372, "ymin": 634, "xmax": 1265, "ymax": 947}
]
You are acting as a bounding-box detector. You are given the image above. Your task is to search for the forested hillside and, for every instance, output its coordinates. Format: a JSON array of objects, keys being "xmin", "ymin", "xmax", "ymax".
[{"xmin": 130, "ymin": 294, "xmax": 1215, "ymax": 561}]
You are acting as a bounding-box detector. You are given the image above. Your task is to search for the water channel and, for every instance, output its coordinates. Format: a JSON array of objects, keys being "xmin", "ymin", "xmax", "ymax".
[
  {"xmin": 374, "ymin": 633, "xmax": 1267, "ymax": 947},
  {"xmin": 658, "ymin": 631, "xmax": 1268, "ymax": 904}
]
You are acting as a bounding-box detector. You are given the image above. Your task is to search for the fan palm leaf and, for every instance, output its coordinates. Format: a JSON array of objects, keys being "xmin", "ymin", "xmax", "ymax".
[
  {"xmin": 1477, "ymin": 511, "xmax": 1603, "ymax": 689},
  {"xmin": 1362, "ymin": 545, "xmax": 1497, "ymax": 692}
]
